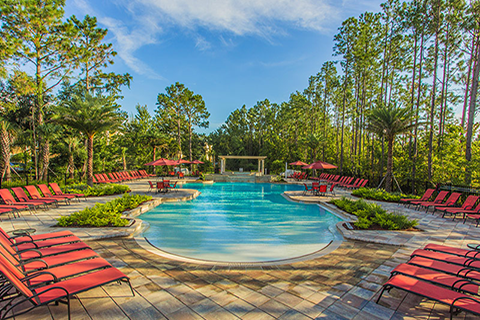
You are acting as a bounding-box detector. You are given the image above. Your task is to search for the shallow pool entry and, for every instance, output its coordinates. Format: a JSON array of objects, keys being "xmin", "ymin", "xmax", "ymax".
[{"xmin": 140, "ymin": 183, "xmax": 342, "ymax": 262}]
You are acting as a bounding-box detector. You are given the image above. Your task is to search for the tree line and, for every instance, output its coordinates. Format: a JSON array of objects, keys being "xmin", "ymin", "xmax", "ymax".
[
  {"xmin": 0, "ymin": 0, "xmax": 210, "ymax": 186},
  {"xmin": 209, "ymin": 0, "xmax": 480, "ymax": 193}
]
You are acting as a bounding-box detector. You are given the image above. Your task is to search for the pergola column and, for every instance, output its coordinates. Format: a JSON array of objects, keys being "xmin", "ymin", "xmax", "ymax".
[
  {"xmin": 220, "ymin": 158, "xmax": 225, "ymax": 174},
  {"xmin": 261, "ymin": 160, "xmax": 265, "ymax": 175}
]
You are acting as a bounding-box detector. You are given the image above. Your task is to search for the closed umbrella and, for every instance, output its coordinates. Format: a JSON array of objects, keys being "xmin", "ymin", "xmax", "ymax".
[{"xmin": 191, "ymin": 160, "xmax": 204, "ymax": 164}]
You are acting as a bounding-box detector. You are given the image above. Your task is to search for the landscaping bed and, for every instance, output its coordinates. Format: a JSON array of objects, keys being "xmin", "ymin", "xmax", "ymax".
[
  {"xmin": 65, "ymin": 183, "xmax": 130, "ymax": 197},
  {"xmin": 351, "ymin": 187, "xmax": 419, "ymax": 203},
  {"xmin": 330, "ymin": 197, "xmax": 418, "ymax": 231},
  {"xmin": 57, "ymin": 193, "xmax": 152, "ymax": 227}
]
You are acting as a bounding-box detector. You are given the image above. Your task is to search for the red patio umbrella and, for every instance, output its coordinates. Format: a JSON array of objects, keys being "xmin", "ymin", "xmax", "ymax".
[
  {"xmin": 173, "ymin": 159, "xmax": 191, "ymax": 165},
  {"xmin": 302, "ymin": 161, "xmax": 337, "ymax": 170},
  {"xmin": 144, "ymin": 158, "xmax": 177, "ymax": 166},
  {"xmin": 289, "ymin": 161, "xmax": 308, "ymax": 166}
]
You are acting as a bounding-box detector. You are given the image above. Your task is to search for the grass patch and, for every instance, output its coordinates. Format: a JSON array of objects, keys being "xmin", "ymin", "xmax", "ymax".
[
  {"xmin": 351, "ymin": 187, "xmax": 419, "ymax": 202},
  {"xmin": 57, "ymin": 193, "xmax": 152, "ymax": 227},
  {"xmin": 330, "ymin": 197, "xmax": 418, "ymax": 230},
  {"xmin": 65, "ymin": 183, "xmax": 130, "ymax": 196}
]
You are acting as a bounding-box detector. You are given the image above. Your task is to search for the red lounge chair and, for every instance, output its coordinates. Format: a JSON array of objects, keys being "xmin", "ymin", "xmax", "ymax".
[
  {"xmin": 0, "ymin": 230, "xmax": 83, "ymax": 252},
  {"xmin": 391, "ymin": 263, "xmax": 480, "ymax": 296},
  {"xmin": 0, "ymin": 256, "xmax": 133, "ymax": 320},
  {"xmin": 23, "ymin": 186, "xmax": 60, "ymax": 207},
  {"xmin": 328, "ymin": 184, "xmax": 336, "ymax": 196},
  {"xmin": 422, "ymin": 192, "xmax": 461, "ymax": 213},
  {"xmin": 49, "ymin": 183, "xmax": 85, "ymax": 201},
  {"xmin": 168, "ymin": 181, "xmax": 178, "ymax": 192},
  {"xmin": 410, "ymin": 191, "xmax": 449, "ymax": 210},
  {"xmin": 0, "ymin": 239, "xmax": 98, "ymax": 272},
  {"xmin": 437, "ymin": 195, "xmax": 480, "ymax": 218},
  {"xmin": 303, "ymin": 183, "xmax": 313, "ymax": 195},
  {"xmin": 377, "ymin": 274, "xmax": 480, "ymax": 319},
  {"xmin": 94, "ymin": 174, "xmax": 108, "ymax": 183},
  {"xmin": 410, "ymin": 249, "xmax": 480, "ymax": 269},
  {"xmin": 0, "ymin": 207, "xmax": 16, "ymax": 218},
  {"xmin": 399, "ymin": 188, "xmax": 435, "ymax": 206},
  {"xmin": 3, "ymin": 188, "xmax": 48, "ymax": 210},
  {"xmin": 0, "ymin": 251, "xmax": 113, "ymax": 286},
  {"xmin": 408, "ymin": 256, "xmax": 480, "ymax": 282},
  {"xmin": 424, "ymin": 243, "xmax": 480, "ymax": 260},
  {"xmin": 0, "ymin": 227, "xmax": 74, "ymax": 244},
  {"xmin": 37, "ymin": 184, "xmax": 73, "ymax": 205}
]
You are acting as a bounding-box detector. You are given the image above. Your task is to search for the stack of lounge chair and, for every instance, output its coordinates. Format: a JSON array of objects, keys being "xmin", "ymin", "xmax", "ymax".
[
  {"xmin": 0, "ymin": 227, "xmax": 132, "ymax": 319},
  {"xmin": 377, "ymin": 243, "xmax": 480, "ymax": 319},
  {"xmin": 93, "ymin": 170, "xmax": 154, "ymax": 184}
]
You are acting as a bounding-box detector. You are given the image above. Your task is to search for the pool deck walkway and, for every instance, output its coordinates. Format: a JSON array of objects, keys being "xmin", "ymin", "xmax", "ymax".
[{"xmin": 2, "ymin": 179, "xmax": 480, "ymax": 319}]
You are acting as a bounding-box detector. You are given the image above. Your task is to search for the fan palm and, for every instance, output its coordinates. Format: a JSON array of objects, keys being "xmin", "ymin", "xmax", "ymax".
[
  {"xmin": 367, "ymin": 104, "xmax": 418, "ymax": 192},
  {"xmin": 54, "ymin": 93, "xmax": 123, "ymax": 186}
]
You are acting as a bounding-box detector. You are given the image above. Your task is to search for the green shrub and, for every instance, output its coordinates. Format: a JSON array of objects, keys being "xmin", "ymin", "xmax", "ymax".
[
  {"xmin": 57, "ymin": 193, "xmax": 152, "ymax": 227},
  {"xmin": 330, "ymin": 197, "xmax": 418, "ymax": 230},
  {"xmin": 65, "ymin": 184, "xmax": 130, "ymax": 196},
  {"xmin": 352, "ymin": 187, "xmax": 418, "ymax": 202}
]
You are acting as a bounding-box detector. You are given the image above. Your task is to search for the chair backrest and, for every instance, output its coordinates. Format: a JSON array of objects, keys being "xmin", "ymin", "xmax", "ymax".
[
  {"xmin": 431, "ymin": 191, "xmax": 449, "ymax": 204},
  {"xmin": 49, "ymin": 183, "xmax": 63, "ymax": 195},
  {"xmin": 329, "ymin": 184, "xmax": 335, "ymax": 192},
  {"xmin": 148, "ymin": 181, "xmax": 154, "ymax": 188},
  {"xmin": 11, "ymin": 188, "xmax": 30, "ymax": 202},
  {"xmin": 350, "ymin": 178, "xmax": 360, "ymax": 186},
  {"xmin": 0, "ymin": 256, "xmax": 36, "ymax": 303},
  {"xmin": 24, "ymin": 185, "xmax": 42, "ymax": 200},
  {"xmin": 0, "ymin": 189, "xmax": 16, "ymax": 204},
  {"xmin": 360, "ymin": 180, "xmax": 368, "ymax": 187},
  {"xmin": 443, "ymin": 192, "xmax": 461, "ymax": 206},
  {"xmin": 157, "ymin": 182, "xmax": 164, "ymax": 188},
  {"xmin": 319, "ymin": 185, "xmax": 327, "ymax": 192},
  {"xmin": 420, "ymin": 189, "xmax": 435, "ymax": 201},
  {"xmin": 312, "ymin": 182, "xmax": 319, "ymax": 186},
  {"xmin": 171, "ymin": 182, "xmax": 177, "ymax": 188},
  {"xmin": 462, "ymin": 195, "xmax": 480, "ymax": 210},
  {"xmin": 37, "ymin": 185, "xmax": 53, "ymax": 197}
]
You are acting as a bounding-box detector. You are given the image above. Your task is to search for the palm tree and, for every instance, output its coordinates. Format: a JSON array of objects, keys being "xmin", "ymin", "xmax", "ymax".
[
  {"xmin": 367, "ymin": 103, "xmax": 418, "ymax": 192},
  {"xmin": 54, "ymin": 92, "xmax": 123, "ymax": 186}
]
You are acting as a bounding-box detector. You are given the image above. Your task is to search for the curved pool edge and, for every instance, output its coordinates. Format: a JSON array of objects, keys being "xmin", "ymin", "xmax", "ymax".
[{"xmin": 134, "ymin": 235, "xmax": 344, "ymax": 267}]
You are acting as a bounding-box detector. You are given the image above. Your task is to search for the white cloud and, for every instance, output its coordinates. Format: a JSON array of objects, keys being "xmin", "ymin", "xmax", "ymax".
[
  {"xmin": 135, "ymin": 0, "xmax": 339, "ymax": 36},
  {"xmin": 69, "ymin": 0, "xmax": 341, "ymax": 78}
]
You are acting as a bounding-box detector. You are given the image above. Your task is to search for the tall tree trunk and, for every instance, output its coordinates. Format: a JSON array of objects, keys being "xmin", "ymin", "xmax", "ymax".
[
  {"xmin": 40, "ymin": 140, "xmax": 49, "ymax": 181},
  {"xmin": 87, "ymin": 135, "xmax": 94, "ymax": 187},
  {"xmin": 340, "ymin": 68, "xmax": 349, "ymax": 173},
  {"xmin": 0, "ymin": 126, "xmax": 10, "ymax": 184},
  {"xmin": 385, "ymin": 138, "xmax": 394, "ymax": 192},
  {"xmin": 427, "ymin": 1, "xmax": 441, "ymax": 182},
  {"xmin": 462, "ymin": 36, "xmax": 476, "ymax": 128},
  {"xmin": 412, "ymin": 26, "xmax": 426, "ymax": 193},
  {"xmin": 465, "ymin": 38, "xmax": 480, "ymax": 185},
  {"xmin": 68, "ymin": 144, "xmax": 74, "ymax": 180}
]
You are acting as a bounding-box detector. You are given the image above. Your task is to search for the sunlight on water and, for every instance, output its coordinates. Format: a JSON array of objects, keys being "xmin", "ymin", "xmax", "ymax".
[{"xmin": 140, "ymin": 183, "xmax": 342, "ymax": 262}]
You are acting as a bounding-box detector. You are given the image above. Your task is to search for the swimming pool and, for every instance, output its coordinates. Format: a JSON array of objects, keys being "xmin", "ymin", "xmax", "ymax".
[{"xmin": 140, "ymin": 183, "xmax": 343, "ymax": 263}]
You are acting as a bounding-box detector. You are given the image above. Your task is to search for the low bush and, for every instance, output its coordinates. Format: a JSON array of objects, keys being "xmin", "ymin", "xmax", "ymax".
[
  {"xmin": 57, "ymin": 193, "xmax": 152, "ymax": 227},
  {"xmin": 330, "ymin": 197, "xmax": 418, "ymax": 230},
  {"xmin": 65, "ymin": 183, "xmax": 130, "ymax": 196},
  {"xmin": 352, "ymin": 187, "xmax": 418, "ymax": 202}
]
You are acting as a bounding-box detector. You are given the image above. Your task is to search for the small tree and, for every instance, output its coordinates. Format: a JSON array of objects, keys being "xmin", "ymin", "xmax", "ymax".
[
  {"xmin": 54, "ymin": 92, "xmax": 123, "ymax": 186},
  {"xmin": 367, "ymin": 103, "xmax": 417, "ymax": 192}
]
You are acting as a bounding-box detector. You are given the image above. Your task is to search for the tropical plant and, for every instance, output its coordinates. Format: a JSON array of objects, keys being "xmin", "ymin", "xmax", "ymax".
[
  {"xmin": 366, "ymin": 104, "xmax": 418, "ymax": 192},
  {"xmin": 53, "ymin": 92, "xmax": 124, "ymax": 186}
]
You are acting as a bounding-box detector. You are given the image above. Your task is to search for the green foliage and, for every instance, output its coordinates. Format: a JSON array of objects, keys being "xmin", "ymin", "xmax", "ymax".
[
  {"xmin": 56, "ymin": 193, "xmax": 152, "ymax": 227},
  {"xmin": 65, "ymin": 183, "xmax": 130, "ymax": 196},
  {"xmin": 330, "ymin": 197, "xmax": 418, "ymax": 230},
  {"xmin": 271, "ymin": 160, "xmax": 285, "ymax": 174},
  {"xmin": 352, "ymin": 188, "xmax": 418, "ymax": 202}
]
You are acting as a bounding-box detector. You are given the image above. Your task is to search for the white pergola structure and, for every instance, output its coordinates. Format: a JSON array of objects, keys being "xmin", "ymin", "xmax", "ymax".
[{"xmin": 219, "ymin": 155, "xmax": 267, "ymax": 175}]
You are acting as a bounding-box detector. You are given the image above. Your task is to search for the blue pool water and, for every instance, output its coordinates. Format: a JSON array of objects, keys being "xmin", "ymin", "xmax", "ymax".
[{"xmin": 140, "ymin": 183, "xmax": 342, "ymax": 262}]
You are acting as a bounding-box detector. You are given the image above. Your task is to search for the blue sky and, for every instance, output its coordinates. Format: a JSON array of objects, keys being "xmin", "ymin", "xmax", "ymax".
[{"xmin": 65, "ymin": 0, "xmax": 384, "ymax": 132}]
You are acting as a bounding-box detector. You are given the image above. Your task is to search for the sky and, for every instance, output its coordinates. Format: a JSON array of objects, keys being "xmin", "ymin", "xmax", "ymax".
[{"xmin": 65, "ymin": 0, "xmax": 385, "ymax": 133}]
